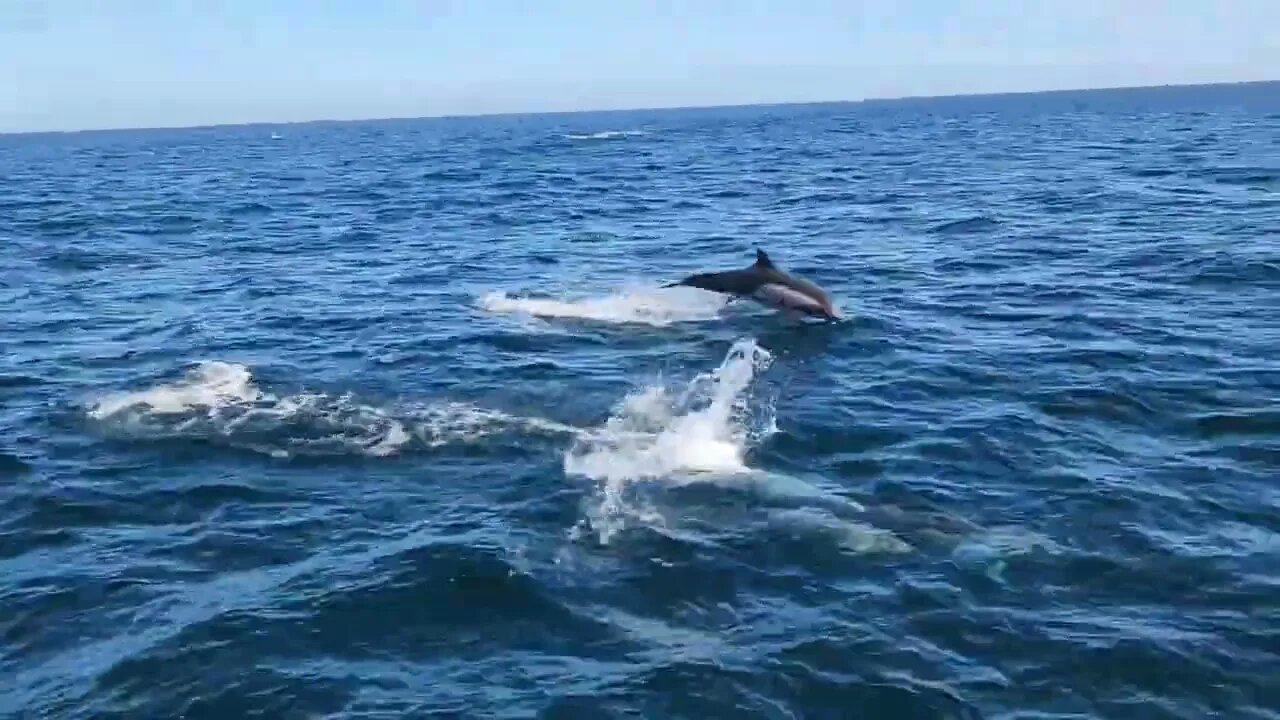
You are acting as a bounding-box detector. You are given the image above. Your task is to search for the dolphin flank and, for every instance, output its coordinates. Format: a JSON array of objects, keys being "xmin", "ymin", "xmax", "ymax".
[{"xmin": 664, "ymin": 248, "xmax": 842, "ymax": 320}]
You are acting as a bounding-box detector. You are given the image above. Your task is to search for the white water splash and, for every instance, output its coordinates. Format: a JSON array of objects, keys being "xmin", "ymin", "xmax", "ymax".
[
  {"xmin": 86, "ymin": 362, "xmax": 573, "ymax": 458},
  {"xmin": 88, "ymin": 361, "xmax": 260, "ymax": 418},
  {"xmin": 564, "ymin": 338, "xmax": 778, "ymax": 542},
  {"xmin": 559, "ymin": 340, "xmax": 910, "ymax": 553},
  {"xmin": 477, "ymin": 285, "xmax": 728, "ymax": 327}
]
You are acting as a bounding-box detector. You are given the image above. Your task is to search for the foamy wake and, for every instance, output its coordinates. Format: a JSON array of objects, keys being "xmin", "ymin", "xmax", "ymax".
[
  {"xmin": 477, "ymin": 286, "xmax": 728, "ymax": 327},
  {"xmin": 562, "ymin": 130, "xmax": 646, "ymax": 140},
  {"xmin": 86, "ymin": 361, "xmax": 575, "ymax": 459}
]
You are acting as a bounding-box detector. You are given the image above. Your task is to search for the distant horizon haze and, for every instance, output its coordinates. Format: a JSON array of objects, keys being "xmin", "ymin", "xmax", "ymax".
[
  {"xmin": 5, "ymin": 78, "xmax": 1280, "ymax": 138},
  {"xmin": 3, "ymin": 1, "xmax": 1278, "ymax": 134}
]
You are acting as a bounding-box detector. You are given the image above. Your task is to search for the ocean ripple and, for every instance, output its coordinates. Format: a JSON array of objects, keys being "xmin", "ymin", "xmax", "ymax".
[{"xmin": 2, "ymin": 82, "xmax": 1279, "ymax": 718}]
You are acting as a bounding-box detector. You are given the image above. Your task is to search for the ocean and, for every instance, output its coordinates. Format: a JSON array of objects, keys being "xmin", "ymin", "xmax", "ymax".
[{"xmin": 2, "ymin": 81, "xmax": 1278, "ymax": 719}]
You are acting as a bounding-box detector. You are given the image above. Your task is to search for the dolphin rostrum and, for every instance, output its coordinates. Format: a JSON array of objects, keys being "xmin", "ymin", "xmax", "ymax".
[{"xmin": 664, "ymin": 248, "xmax": 842, "ymax": 320}]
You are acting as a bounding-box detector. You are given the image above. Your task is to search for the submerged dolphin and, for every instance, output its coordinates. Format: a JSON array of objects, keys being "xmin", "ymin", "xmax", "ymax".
[{"xmin": 664, "ymin": 248, "xmax": 842, "ymax": 320}]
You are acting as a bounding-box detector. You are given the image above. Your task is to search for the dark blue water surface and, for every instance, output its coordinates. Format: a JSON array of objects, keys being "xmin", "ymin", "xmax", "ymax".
[{"xmin": 3, "ymin": 82, "xmax": 1280, "ymax": 719}]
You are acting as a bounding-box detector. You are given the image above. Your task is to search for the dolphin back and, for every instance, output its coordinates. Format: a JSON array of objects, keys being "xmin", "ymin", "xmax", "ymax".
[{"xmin": 665, "ymin": 269, "xmax": 764, "ymax": 295}]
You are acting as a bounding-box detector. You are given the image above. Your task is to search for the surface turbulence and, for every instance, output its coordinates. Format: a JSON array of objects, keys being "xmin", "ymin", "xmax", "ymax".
[{"xmin": 2, "ymin": 82, "xmax": 1279, "ymax": 719}]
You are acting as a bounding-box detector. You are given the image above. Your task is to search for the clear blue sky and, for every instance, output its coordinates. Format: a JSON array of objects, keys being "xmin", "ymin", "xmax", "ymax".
[{"xmin": 2, "ymin": 1, "xmax": 1276, "ymax": 133}]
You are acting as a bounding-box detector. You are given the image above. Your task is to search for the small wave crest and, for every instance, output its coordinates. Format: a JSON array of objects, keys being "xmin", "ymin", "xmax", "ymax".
[
  {"xmin": 564, "ymin": 338, "xmax": 778, "ymax": 542},
  {"xmin": 85, "ymin": 362, "xmax": 573, "ymax": 458},
  {"xmin": 477, "ymin": 286, "xmax": 728, "ymax": 327}
]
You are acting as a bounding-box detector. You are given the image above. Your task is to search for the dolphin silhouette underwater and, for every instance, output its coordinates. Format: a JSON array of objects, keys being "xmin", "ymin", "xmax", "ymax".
[{"xmin": 664, "ymin": 248, "xmax": 842, "ymax": 321}]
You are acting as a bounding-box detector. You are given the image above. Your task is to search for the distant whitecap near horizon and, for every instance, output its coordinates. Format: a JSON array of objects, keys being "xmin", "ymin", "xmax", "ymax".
[{"xmin": 561, "ymin": 129, "xmax": 647, "ymax": 140}]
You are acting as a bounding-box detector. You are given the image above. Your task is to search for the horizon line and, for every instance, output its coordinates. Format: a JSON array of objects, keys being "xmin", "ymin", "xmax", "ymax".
[{"xmin": 4, "ymin": 76, "xmax": 1276, "ymax": 138}]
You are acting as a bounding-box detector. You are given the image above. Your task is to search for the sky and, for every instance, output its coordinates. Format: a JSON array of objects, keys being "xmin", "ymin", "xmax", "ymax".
[{"xmin": 2, "ymin": 0, "xmax": 1277, "ymax": 133}]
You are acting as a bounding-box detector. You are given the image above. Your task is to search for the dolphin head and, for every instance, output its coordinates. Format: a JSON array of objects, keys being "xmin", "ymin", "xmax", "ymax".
[{"xmin": 753, "ymin": 249, "xmax": 842, "ymax": 320}]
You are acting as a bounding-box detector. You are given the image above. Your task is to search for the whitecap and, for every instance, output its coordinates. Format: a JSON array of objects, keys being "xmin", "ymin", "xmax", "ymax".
[{"xmin": 562, "ymin": 130, "xmax": 646, "ymax": 140}]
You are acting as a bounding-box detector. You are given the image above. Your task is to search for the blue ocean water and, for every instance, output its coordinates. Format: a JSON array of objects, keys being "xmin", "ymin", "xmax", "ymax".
[{"xmin": 2, "ymin": 81, "xmax": 1279, "ymax": 719}]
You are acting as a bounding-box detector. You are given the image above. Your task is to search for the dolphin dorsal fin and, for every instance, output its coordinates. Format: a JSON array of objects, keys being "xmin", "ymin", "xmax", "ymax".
[{"xmin": 754, "ymin": 248, "xmax": 776, "ymax": 269}]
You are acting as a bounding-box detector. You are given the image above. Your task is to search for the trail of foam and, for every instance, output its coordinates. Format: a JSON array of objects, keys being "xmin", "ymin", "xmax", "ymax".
[
  {"xmin": 563, "ymin": 338, "xmax": 778, "ymax": 542},
  {"xmin": 86, "ymin": 362, "xmax": 575, "ymax": 458},
  {"xmin": 477, "ymin": 285, "xmax": 728, "ymax": 327}
]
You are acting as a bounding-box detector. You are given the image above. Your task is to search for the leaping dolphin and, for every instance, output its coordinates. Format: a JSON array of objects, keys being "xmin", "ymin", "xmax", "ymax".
[{"xmin": 664, "ymin": 248, "xmax": 842, "ymax": 321}]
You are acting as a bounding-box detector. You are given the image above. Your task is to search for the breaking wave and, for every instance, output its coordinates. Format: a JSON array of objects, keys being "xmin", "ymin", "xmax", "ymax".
[
  {"xmin": 85, "ymin": 361, "xmax": 575, "ymax": 458},
  {"xmin": 476, "ymin": 285, "xmax": 728, "ymax": 327}
]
